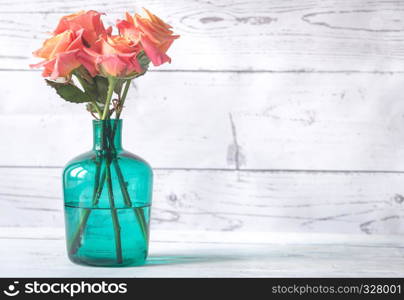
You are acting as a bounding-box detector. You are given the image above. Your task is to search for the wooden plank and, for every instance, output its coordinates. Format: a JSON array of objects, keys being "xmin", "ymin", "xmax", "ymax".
[
  {"xmin": 2, "ymin": 71, "xmax": 404, "ymax": 170},
  {"xmin": 1, "ymin": 167, "xmax": 403, "ymax": 234},
  {"xmin": 1, "ymin": 0, "xmax": 404, "ymax": 71},
  {"xmin": 1, "ymin": 228, "xmax": 403, "ymax": 277}
]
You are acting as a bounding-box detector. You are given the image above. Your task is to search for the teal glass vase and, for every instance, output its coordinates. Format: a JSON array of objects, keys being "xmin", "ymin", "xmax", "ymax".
[{"xmin": 63, "ymin": 119, "xmax": 153, "ymax": 267}]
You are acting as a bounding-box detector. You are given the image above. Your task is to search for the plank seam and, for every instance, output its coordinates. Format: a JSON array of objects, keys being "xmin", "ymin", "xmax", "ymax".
[{"xmin": 1, "ymin": 166, "xmax": 404, "ymax": 174}]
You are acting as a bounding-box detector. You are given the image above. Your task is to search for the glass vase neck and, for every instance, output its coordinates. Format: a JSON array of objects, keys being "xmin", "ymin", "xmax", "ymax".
[{"xmin": 92, "ymin": 119, "xmax": 123, "ymax": 151}]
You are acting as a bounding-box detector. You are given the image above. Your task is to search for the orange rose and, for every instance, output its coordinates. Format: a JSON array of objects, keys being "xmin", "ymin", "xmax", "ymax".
[
  {"xmin": 30, "ymin": 29, "xmax": 84, "ymax": 79},
  {"xmin": 30, "ymin": 10, "xmax": 111, "ymax": 79},
  {"xmin": 77, "ymin": 36, "xmax": 142, "ymax": 77},
  {"xmin": 117, "ymin": 8, "xmax": 179, "ymax": 66}
]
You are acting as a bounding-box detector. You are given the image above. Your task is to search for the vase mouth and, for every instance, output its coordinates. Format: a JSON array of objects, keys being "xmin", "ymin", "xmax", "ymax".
[{"xmin": 92, "ymin": 119, "xmax": 122, "ymax": 125}]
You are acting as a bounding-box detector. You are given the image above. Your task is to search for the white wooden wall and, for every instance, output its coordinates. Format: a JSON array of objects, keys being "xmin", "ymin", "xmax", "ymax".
[{"xmin": 1, "ymin": 0, "xmax": 404, "ymax": 234}]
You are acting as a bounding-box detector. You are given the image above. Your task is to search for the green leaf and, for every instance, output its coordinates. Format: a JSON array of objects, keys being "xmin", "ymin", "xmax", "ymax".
[{"xmin": 46, "ymin": 80, "xmax": 92, "ymax": 103}]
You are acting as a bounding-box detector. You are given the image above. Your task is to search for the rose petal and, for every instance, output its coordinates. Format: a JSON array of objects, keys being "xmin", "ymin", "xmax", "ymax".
[
  {"xmin": 76, "ymin": 47, "xmax": 99, "ymax": 77},
  {"xmin": 33, "ymin": 30, "xmax": 73, "ymax": 59},
  {"xmin": 49, "ymin": 50, "xmax": 81, "ymax": 79},
  {"xmin": 54, "ymin": 10, "xmax": 108, "ymax": 46},
  {"xmin": 140, "ymin": 34, "xmax": 171, "ymax": 66}
]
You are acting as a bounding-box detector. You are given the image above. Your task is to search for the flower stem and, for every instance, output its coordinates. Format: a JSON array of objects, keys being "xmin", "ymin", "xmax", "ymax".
[
  {"xmin": 92, "ymin": 101, "xmax": 102, "ymax": 118},
  {"xmin": 102, "ymin": 76, "xmax": 117, "ymax": 120},
  {"xmin": 115, "ymin": 79, "xmax": 131, "ymax": 119},
  {"xmin": 106, "ymin": 161, "xmax": 123, "ymax": 264},
  {"xmin": 112, "ymin": 159, "xmax": 148, "ymax": 242},
  {"xmin": 68, "ymin": 156, "xmax": 104, "ymax": 255}
]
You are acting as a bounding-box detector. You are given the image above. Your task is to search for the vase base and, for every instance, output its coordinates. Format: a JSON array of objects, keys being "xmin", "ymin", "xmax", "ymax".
[{"xmin": 68, "ymin": 255, "xmax": 147, "ymax": 267}]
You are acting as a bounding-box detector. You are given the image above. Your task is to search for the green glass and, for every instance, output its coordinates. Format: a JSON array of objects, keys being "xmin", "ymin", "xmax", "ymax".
[{"xmin": 63, "ymin": 119, "xmax": 153, "ymax": 267}]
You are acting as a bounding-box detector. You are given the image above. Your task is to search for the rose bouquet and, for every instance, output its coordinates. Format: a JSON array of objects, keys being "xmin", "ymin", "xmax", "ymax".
[{"xmin": 31, "ymin": 9, "xmax": 179, "ymax": 266}]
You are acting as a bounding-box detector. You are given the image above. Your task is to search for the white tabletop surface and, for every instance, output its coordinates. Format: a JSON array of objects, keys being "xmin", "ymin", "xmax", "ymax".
[{"xmin": 1, "ymin": 228, "xmax": 403, "ymax": 277}]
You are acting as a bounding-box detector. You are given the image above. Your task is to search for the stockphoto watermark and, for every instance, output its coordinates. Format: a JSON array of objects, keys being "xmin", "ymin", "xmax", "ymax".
[{"xmin": 2, "ymin": 280, "xmax": 127, "ymax": 297}]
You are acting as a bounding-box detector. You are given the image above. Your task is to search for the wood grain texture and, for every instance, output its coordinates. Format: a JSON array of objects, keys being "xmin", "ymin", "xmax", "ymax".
[
  {"xmin": 1, "ymin": 0, "xmax": 404, "ymax": 71},
  {"xmin": 2, "ymin": 71, "xmax": 404, "ymax": 170},
  {"xmin": 1, "ymin": 228, "xmax": 404, "ymax": 277},
  {"xmin": 1, "ymin": 167, "xmax": 403, "ymax": 234},
  {"xmin": 1, "ymin": 0, "xmax": 404, "ymax": 235}
]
